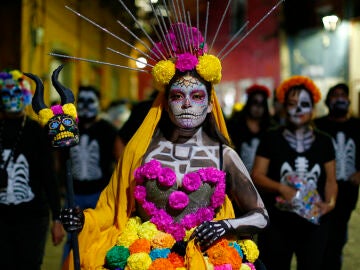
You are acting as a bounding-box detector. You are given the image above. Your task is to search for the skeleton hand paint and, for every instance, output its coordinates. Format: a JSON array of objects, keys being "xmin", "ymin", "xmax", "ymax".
[
  {"xmin": 190, "ymin": 220, "xmax": 234, "ymax": 250},
  {"xmin": 60, "ymin": 207, "xmax": 84, "ymax": 233},
  {"xmin": 168, "ymin": 74, "xmax": 212, "ymax": 129}
]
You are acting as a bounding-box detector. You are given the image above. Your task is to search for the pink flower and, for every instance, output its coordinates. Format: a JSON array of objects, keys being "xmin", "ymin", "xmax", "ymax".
[
  {"xmin": 169, "ymin": 191, "xmax": 189, "ymax": 210},
  {"xmin": 199, "ymin": 167, "xmax": 226, "ymax": 184},
  {"xmin": 151, "ymin": 209, "xmax": 173, "ymax": 230},
  {"xmin": 134, "ymin": 185, "xmax": 147, "ymax": 203},
  {"xmin": 211, "ymin": 182, "xmax": 226, "ymax": 208},
  {"xmin": 158, "ymin": 167, "xmax": 176, "ymax": 187},
  {"xmin": 175, "ymin": 53, "xmax": 198, "ymax": 72},
  {"xmin": 214, "ymin": 264, "xmax": 232, "ymax": 270},
  {"xmin": 134, "ymin": 167, "xmax": 144, "ymax": 184},
  {"xmin": 142, "ymin": 201, "xmax": 157, "ymax": 215},
  {"xmin": 166, "ymin": 223, "xmax": 186, "ymax": 241},
  {"xmin": 196, "ymin": 207, "xmax": 215, "ymax": 223},
  {"xmin": 181, "ymin": 213, "xmax": 198, "ymax": 229},
  {"xmin": 141, "ymin": 159, "xmax": 162, "ymax": 179},
  {"xmin": 51, "ymin": 105, "xmax": 64, "ymax": 115},
  {"xmin": 182, "ymin": 172, "xmax": 201, "ymax": 192}
]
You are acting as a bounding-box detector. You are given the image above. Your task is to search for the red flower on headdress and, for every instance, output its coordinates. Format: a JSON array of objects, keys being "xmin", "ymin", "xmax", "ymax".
[{"xmin": 246, "ymin": 84, "xmax": 271, "ymax": 98}]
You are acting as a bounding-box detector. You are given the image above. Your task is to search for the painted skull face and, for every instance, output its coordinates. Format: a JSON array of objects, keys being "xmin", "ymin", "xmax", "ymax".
[
  {"xmin": 77, "ymin": 90, "xmax": 99, "ymax": 119},
  {"xmin": 0, "ymin": 82, "xmax": 26, "ymax": 113},
  {"xmin": 248, "ymin": 93, "xmax": 266, "ymax": 119},
  {"xmin": 286, "ymin": 89, "xmax": 313, "ymax": 127},
  {"xmin": 168, "ymin": 75, "xmax": 212, "ymax": 129},
  {"xmin": 47, "ymin": 114, "xmax": 79, "ymax": 148}
]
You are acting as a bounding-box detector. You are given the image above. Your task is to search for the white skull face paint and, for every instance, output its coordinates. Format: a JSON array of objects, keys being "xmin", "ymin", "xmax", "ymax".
[
  {"xmin": 77, "ymin": 90, "xmax": 99, "ymax": 119},
  {"xmin": 286, "ymin": 89, "xmax": 313, "ymax": 126},
  {"xmin": 168, "ymin": 75, "xmax": 212, "ymax": 129}
]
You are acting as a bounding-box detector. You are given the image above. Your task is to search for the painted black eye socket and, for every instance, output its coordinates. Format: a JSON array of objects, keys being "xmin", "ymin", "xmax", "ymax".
[
  {"xmin": 49, "ymin": 120, "xmax": 60, "ymax": 129},
  {"xmin": 62, "ymin": 117, "xmax": 74, "ymax": 126},
  {"xmin": 300, "ymin": 101, "xmax": 311, "ymax": 108}
]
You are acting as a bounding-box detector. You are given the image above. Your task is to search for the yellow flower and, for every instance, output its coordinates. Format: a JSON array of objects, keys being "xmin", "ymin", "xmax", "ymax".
[
  {"xmin": 152, "ymin": 60, "xmax": 176, "ymax": 91},
  {"xmin": 240, "ymin": 263, "xmax": 251, "ymax": 270},
  {"xmin": 39, "ymin": 108, "xmax": 55, "ymax": 127},
  {"xmin": 196, "ymin": 54, "xmax": 222, "ymax": 84},
  {"xmin": 126, "ymin": 216, "xmax": 142, "ymax": 232},
  {"xmin": 9, "ymin": 70, "xmax": 23, "ymax": 81},
  {"xmin": 127, "ymin": 252, "xmax": 152, "ymax": 270},
  {"xmin": 62, "ymin": 104, "xmax": 78, "ymax": 119},
  {"xmin": 238, "ymin": 239, "xmax": 259, "ymax": 263},
  {"xmin": 138, "ymin": 221, "xmax": 159, "ymax": 241},
  {"xmin": 117, "ymin": 231, "xmax": 139, "ymax": 248}
]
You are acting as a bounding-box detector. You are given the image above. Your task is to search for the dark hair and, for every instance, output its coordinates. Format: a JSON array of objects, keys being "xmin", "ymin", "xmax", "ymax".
[
  {"xmin": 284, "ymin": 86, "xmax": 314, "ymax": 105},
  {"xmin": 78, "ymin": 85, "xmax": 100, "ymax": 98},
  {"xmin": 325, "ymin": 83, "xmax": 349, "ymax": 107},
  {"xmin": 161, "ymin": 69, "xmax": 229, "ymax": 146}
]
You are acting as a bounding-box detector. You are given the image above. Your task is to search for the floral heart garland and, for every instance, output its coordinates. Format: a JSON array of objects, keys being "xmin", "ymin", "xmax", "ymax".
[{"xmin": 134, "ymin": 159, "xmax": 226, "ymax": 241}]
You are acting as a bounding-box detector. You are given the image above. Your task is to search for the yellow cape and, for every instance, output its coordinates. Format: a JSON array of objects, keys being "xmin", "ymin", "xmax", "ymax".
[{"xmin": 63, "ymin": 90, "xmax": 236, "ymax": 270}]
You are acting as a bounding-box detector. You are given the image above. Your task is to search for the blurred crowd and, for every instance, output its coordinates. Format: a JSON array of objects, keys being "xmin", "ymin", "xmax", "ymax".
[{"xmin": 1, "ymin": 68, "xmax": 359, "ymax": 270}]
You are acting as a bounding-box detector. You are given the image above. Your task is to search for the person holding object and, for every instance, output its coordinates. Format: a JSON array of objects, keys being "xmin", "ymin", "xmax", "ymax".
[
  {"xmin": 251, "ymin": 76, "xmax": 338, "ymax": 270},
  {"xmin": 60, "ymin": 22, "xmax": 269, "ymax": 270}
]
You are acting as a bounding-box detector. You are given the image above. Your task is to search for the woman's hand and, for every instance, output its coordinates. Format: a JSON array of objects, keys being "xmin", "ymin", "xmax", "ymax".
[
  {"xmin": 278, "ymin": 184, "xmax": 297, "ymax": 202},
  {"xmin": 59, "ymin": 206, "xmax": 85, "ymax": 233}
]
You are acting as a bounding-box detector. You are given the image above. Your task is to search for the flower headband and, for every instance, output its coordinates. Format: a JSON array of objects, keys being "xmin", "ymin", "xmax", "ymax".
[
  {"xmin": 246, "ymin": 84, "xmax": 271, "ymax": 98},
  {"xmin": 276, "ymin": 75, "xmax": 321, "ymax": 104},
  {"xmin": 151, "ymin": 23, "xmax": 222, "ymax": 92}
]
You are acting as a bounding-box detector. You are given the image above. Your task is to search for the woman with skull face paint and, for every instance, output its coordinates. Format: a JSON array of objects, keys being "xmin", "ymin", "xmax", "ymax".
[
  {"xmin": 0, "ymin": 70, "xmax": 64, "ymax": 270},
  {"xmin": 227, "ymin": 84, "xmax": 274, "ymax": 174},
  {"xmin": 314, "ymin": 83, "xmax": 360, "ymax": 270},
  {"xmin": 251, "ymin": 76, "xmax": 338, "ymax": 270},
  {"xmin": 60, "ymin": 23, "xmax": 269, "ymax": 270}
]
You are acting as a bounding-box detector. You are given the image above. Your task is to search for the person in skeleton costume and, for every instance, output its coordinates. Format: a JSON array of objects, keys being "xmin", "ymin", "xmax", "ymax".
[
  {"xmin": 0, "ymin": 69, "xmax": 64, "ymax": 270},
  {"xmin": 314, "ymin": 83, "xmax": 360, "ymax": 270},
  {"xmin": 59, "ymin": 21, "xmax": 269, "ymax": 270},
  {"xmin": 227, "ymin": 84, "xmax": 274, "ymax": 173},
  {"xmin": 61, "ymin": 85, "xmax": 121, "ymax": 263},
  {"xmin": 252, "ymin": 75, "xmax": 338, "ymax": 270}
]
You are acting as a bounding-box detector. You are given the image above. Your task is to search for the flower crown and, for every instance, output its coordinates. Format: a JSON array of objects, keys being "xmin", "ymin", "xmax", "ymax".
[
  {"xmin": 0, "ymin": 69, "xmax": 33, "ymax": 105},
  {"xmin": 151, "ymin": 23, "xmax": 222, "ymax": 91},
  {"xmin": 246, "ymin": 84, "xmax": 271, "ymax": 98},
  {"xmin": 276, "ymin": 75, "xmax": 321, "ymax": 104}
]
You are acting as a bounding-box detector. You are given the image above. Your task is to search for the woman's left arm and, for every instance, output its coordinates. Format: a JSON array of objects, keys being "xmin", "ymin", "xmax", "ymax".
[{"xmin": 191, "ymin": 146, "xmax": 269, "ymax": 249}]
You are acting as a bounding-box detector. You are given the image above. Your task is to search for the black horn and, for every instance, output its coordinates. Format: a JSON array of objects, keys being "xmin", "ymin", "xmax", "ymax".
[
  {"xmin": 51, "ymin": 65, "xmax": 75, "ymax": 105},
  {"xmin": 24, "ymin": 72, "xmax": 47, "ymax": 114}
]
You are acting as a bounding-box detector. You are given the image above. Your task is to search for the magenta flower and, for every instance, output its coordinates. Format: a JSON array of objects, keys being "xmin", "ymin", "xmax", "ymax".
[
  {"xmin": 133, "ymin": 160, "xmax": 227, "ymax": 241},
  {"xmin": 175, "ymin": 53, "xmax": 198, "ymax": 72},
  {"xmin": 134, "ymin": 185, "xmax": 147, "ymax": 203},
  {"xmin": 134, "ymin": 167, "xmax": 144, "ymax": 184},
  {"xmin": 199, "ymin": 167, "xmax": 226, "ymax": 184},
  {"xmin": 214, "ymin": 264, "xmax": 232, "ymax": 270},
  {"xmin": 169, "ymin": 191, "xmax": 189, "ymax": 210},
  {"xmin": 182, "ymin": 172, "xmax": 201, "ymax": 192},
  {"xmin": 158, "ymin": 167, "xmax": 176, "ymax": 187},
  {"xmin": 141, "ymin": 159, "xmax": 162, "ymax": 179}
]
